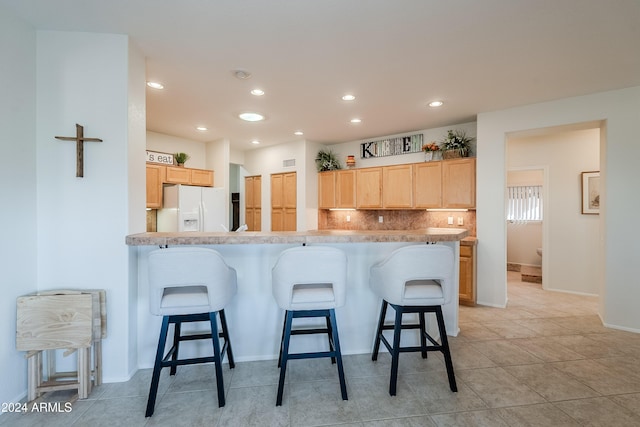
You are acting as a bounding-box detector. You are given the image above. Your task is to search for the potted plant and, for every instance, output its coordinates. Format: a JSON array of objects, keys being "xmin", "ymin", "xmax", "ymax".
[
  {"xmin": 315, "ymin": 149, "xmax": 342, "ymax": 172},
  {"xmin": 421, "ymin": 141, "xmax": 441, "ymax": 161},
  {"xmin": 441, "ymin": 130, "xmax": 474, "ymax": 159},
  {"xmin": 174, "ymin": 152, "xmax": 190, "ymax": 166}
]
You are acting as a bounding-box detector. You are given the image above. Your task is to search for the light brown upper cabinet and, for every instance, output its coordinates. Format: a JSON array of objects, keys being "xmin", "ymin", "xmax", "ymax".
[
  {"xmin": 382, "ymin": 164, "xmax": 413, "ymax": 208},
  {"xmin": 318, "ymin": 169, "xmax": 356, "ymax": 209},
  {"xmin": 413, "ymin": 162, "xmax": 442, "ymax": 208},
  {"xmin": 165, "ymin": 166, "xmax": 214, "ymax": 186},
  {"xmin": 336, "ymin": 170, "xmax": 356, "ymax": 208},
  {"xmin": 318, "ymin": 171, "xmax": 336, "ymax": 209},
  {"xmin": 356, "ymin": 167, "xmax": 382, "ymax": 209},
  {"xmin": 146, "ymin": 164, "xmax": 165, "ymax": 209},
  {"xmin": 245, "ymin": 175, "xmax": 262, "ymax": 231},
  {"xmin": 190, "ymin": 168, "xmax": 214, "ymax": 186},
  {"xmin": 271, "ymin": 172, "xmax": 297, "ymax": 231},
  {"xmin": 442, "ymin": 158, "xmax": 476, "ymax": 208}
]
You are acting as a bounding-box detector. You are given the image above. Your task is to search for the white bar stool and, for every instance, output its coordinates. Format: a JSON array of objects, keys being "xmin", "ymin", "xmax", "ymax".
[
  {"xmin": 272, "ymin": 245, "xmax": 348, "ymax": 406},
  {"xmin": 145, "ymin": 247, "xmax": 237, "ymax": 417},
  {"xmin": 370, "ymin": 244, "xmax": 457, "ymax": 396}
]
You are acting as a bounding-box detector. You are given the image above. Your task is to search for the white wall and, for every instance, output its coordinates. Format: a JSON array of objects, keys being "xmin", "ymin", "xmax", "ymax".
[
  {"xmin": 146, "ymin": 131, "xmax": 207, "ymax": 169},
  {"xmin": 508, "ymin": 128, "xmax": 600, "ymax": 295},
  {"xmin": 0, "ymin": 9, "xmax": 37, "ymax": 405},
  {"xmin": 36, "ymin": 30, "xmax": 144, "ymax": 382},
  {"xmin": 477, "ymin": 86, "xmax": 640, "ymax": 332}
]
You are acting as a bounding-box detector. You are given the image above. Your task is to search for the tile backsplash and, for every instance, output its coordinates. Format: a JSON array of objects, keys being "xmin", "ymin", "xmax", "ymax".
[{"xmin": 318, "ymin": 209, "xmax": 475, "ymax": 236}]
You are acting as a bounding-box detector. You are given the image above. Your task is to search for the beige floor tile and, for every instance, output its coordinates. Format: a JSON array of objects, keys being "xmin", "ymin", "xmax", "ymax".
[
  {"xmin": 216, "ymin": 385, "xmax": 290, "ymax": 427},
  {"xmin": 288, "ymin": 379, "xmax": 361, "ymax": 426},
  {"xmin": 510, "ymin": 337, "xmax": 586, "ymax": 362},
  {"xmin": 469, "ymin": 340, "xmax": 543, "ymax": 366},
  {"xmin": 551, "ymin": 359, "xmax": 640, "ymax": 395},
  {"xmin": 495, "ymin": 403, "xmax": 580, "ymax": 426},
  {"xmin": 503, "ymin": 363, "xmax": 599, "ymax": 401},
  {"xmin": 363, "ymin": 416, "xmax": 436, "ymax": 426},
  {"xmin": 554, "ymin": 397, "xmax": 640, "ymax": 426},
  {"xmin": 458, "ymin": 367, "xmax": 546, "ymax": 408},
  {"xmin": 430, "ymin": 409, "xmax": 511, "ymax": 427},
  {"xmin": 610, "ymin": 393, "xmax": 640, "ymax": 417}
]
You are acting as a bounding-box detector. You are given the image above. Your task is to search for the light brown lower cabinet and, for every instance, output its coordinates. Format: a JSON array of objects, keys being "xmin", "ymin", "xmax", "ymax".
[{"xmin": 459, "ymin": 242, "xmax": 477, "ymax": 306}]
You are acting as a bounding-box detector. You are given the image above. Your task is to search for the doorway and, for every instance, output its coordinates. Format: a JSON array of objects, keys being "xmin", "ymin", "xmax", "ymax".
[{"xmin": 505, "ymin": 126, "xmax": 601, "ymax": 298}]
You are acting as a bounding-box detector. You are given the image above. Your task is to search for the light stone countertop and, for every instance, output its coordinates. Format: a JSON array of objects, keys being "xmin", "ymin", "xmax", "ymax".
[{"xmin": 125, "ymin": 228, "xmax": 469, "ymax": 246}]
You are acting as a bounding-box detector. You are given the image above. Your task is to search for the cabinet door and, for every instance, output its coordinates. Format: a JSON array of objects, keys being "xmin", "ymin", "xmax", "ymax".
[
  {"xmin": 318, "ymin": 172, "xmax": 336, "ymax": 209},
  {"xmin": 336, "ymin": 170, "xmax": 356, "ymax": 208},
  {"xmin": 271, "ymin": 174, "xmax": 284, "ymax": 208},
  {"xmin": 254, "ymin": 207, "xmax": 262, "ymax": 231},
  {"xmin": 383, "ymin": 165, "xmax": 413, "ymax": 208},
  {"xmin": 283, "ymin": 208, "xmax": 297, "ymax": 231},
  {"xmin": 356, "ymin": 168, "xmax": 382, "ymax": 209},
  {"xmin": 146, "ymin": 165, "xmax": 165, "ymax": 208},
  {"xmin": 458, "ymin": 244, "xmax": 476, "ymax": 306},
  {"xmin": 245, "ymin": 177, "xmax": 255, "ymax": 208},
  {"xmin": 283, "ymin": 173, "xmax": 297, "ymax": 209},
  {"xmin": 442, "ymin": 158, "xmax": 476, "ymax": 208},
  {"xmin": 271, "ymin": 209, "xmax": 283, "ymax": 231},
  {"xmin": 245, "ymin": 208, "xmax": 255, "ymax": 231},
  {"xmin": 413, "ymin": 162, "xmax": 442, "ymax": 208},
  {"xmin": 190, "ymin": 169, "xmax": 213, "ymax": 186},
  {"xmin": 165, "ymin": 166, "xmax": 191, "ymax": 184}
]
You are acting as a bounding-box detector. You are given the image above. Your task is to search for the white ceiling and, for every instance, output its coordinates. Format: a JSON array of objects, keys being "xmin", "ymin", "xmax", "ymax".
[{"xmin": 3, "ymin": 0, "xmax": 640, "ymax": 150}]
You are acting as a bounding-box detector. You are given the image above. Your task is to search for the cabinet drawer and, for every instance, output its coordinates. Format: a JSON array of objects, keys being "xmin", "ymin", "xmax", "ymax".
[{"xmin": 460, "ymin": 244, "xmax": 472, "ymax": 257}]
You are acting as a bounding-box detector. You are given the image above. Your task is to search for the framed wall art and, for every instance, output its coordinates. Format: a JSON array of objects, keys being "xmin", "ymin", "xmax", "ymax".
[{"xmin": 581, "ymin": 171, "xmax": 600, "ymax": 214}]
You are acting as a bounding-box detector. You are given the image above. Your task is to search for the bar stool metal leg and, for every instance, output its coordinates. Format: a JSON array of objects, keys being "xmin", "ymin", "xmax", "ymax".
[
  {"xmin": 329, "ymin": 309, "xmax": 348, "ymax": 400},
  {"xmin": 209, "ymin": 312, "xmax": 226, "ymax": 407},
  {"xmin": 419, "ymin": 311, "xmax": 428, "ymax": 359},
  {"xmin": 146, "ymin": 316, "xmax": 170, "ymax": 417},
  {"xmin": 218, "ymin": 309, "xmax": 235, "ymax": 369},
  {"xmin": 389, "ymin": 305, "xmax": 403, "ymax": 396},
  {"xmin": 276, "ymin": 310, "xmax": 294, "ymax": 406},
  {"xmin": 372, "ymin": 300, "xmax": 388, "ymax": 361},
  {"xmin": 435, "ymin": 306, "xmax": 457, "ymax": 392},
  {"xmin": 170, "ymin": 322, "xmax": 181, "ymax": 375}
]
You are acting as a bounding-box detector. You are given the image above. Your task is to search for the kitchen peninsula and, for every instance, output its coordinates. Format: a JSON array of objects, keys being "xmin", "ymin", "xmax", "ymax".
[{"xmin": 127, "ymin": 228, "xmax": 468, "ymax": 367}]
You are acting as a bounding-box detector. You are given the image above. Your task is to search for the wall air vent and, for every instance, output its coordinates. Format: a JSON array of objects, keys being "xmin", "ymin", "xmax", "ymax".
[{"xmin": 283, "ymin": 159, "xmax": 296, "ymax": 168}]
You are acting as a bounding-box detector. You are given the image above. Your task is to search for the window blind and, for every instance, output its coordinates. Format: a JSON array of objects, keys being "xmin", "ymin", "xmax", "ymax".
[{"xmin": 507, "ymin": 185, "xmax": 543, "ymax": 222}]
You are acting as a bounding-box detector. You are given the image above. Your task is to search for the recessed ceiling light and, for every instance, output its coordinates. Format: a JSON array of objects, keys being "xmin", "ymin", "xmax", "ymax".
[
  {"xmin": 428, "ymin": 101, "xmax": 444, "ymax": 107},
  {"xmin": 239, "ymin": 112, "xmax": 265, "ymax": 122},
  {"xmin": 196, "ymin": 126, "xmax": 208, "ymax": 131},
  {"xmin": 233, "ymin": 69, "xmax": 252, "ymax": 80},
  {"xmin": 294, "ymin": 131, "xmax": 304, "ymax": 136},
  {"xmin": 350, "ymin": 118, "xmax": 362, "ymax": 123},
  {"xmin": 251, "ymin": 140, "xmax": 260, "ymax": 145},
  {"xmin": 146, "ymin": 81, "xmax": 164, "ymax": 90},
  {"xmin": 342, "ymin": 94, "xmax": 356, "ymax": 101},
  {"xmin": 251, "ymin": 89, "xmax": 265, "ymax": 96}
]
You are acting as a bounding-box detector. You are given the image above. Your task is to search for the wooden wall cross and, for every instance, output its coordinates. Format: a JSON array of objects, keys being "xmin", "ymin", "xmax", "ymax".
[{"xmin": 55, "ymin": 124, "xmax": 103, "ymax": 177}]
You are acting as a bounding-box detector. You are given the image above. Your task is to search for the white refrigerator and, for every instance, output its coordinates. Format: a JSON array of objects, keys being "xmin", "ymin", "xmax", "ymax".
[{"xmin": 157, "ymin": 184, "xmax": 227, "ymax": 232}]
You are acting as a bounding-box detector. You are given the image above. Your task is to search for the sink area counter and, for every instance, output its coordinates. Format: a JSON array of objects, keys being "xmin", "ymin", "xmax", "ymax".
[{"xmin": 125, "ymin": 228, "xmax": 469, "ymax": 246}]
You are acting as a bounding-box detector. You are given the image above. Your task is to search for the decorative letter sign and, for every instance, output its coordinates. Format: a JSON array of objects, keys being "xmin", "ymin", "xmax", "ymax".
[{"xmin": 360, "ymin": 133, "xmax": 423, "ymax": 159}]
